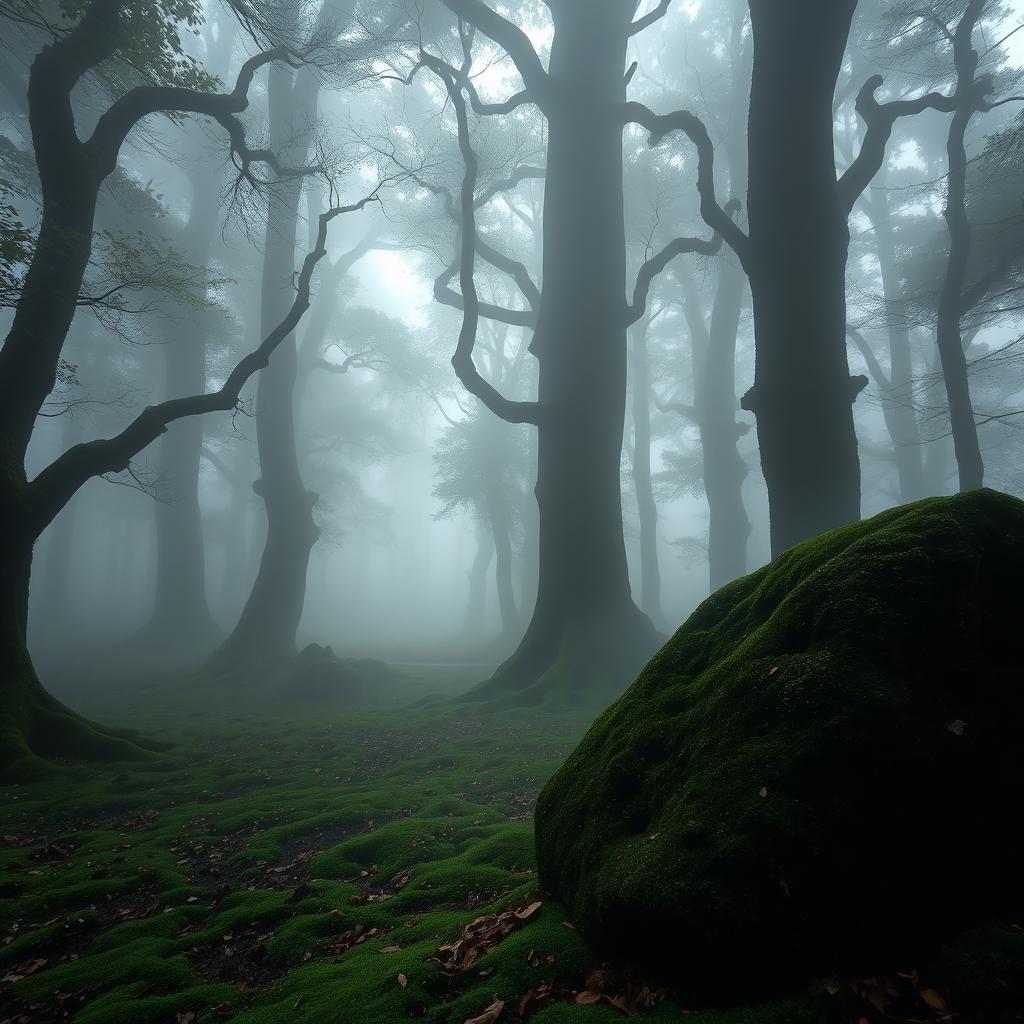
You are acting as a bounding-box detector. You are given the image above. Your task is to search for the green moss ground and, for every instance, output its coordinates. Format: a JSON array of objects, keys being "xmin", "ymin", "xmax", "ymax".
[{"xmin": 1, "ymin": 659, "xmax": 1021, "ymax": 1023}]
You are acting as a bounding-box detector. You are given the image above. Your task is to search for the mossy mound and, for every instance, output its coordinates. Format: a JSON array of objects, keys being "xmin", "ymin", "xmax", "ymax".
[
  {"xmin": 284, "ymin": 644, "xmax": 403, "ymax": 705},
  {"xmin": 535, "ymin": 489, "xmax": 1024, "ymax": 1002}
]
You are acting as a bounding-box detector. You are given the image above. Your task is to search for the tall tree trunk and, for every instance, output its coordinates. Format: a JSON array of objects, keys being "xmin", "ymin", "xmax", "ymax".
[
  {"xmin": 700, "ymin": 255, "xmax": 752, "ymax": 589},
  {"xmin": 0, "ymin": 48, "xmax": 141, "ymax": 772},
  {"xmin": 863, "ymin": 190, "xmax": 927, "ymax": 501},
  {"xmin": 0, "ymin": 475, "xmax": 148, "ymax": 775},
  {"xmin": 141, "ymin": 178, "xmax": 223, "ymax": 660},
  {"xmin": 209, "ymin": 62, "xmax": 321, "ymax": 670},
  {"xmin": 464, "ymin": 523, "xmax": 493, "ymax": 635},
  {"xmin": 139, "ymin": 20, "xmax": 236, "ymax": 663},
  {"xmin": 743, "ymin": 0, "xmax": 864, "ymax": 555},
  {"xmin": 486, "ymin": 485, "xmax": 519, "ymax": 639},
  {"xmin": 629, "ymin": 316, "xmax": 663, "ymax": 625},
  {"xmin": 143, "ymin": 318, "xmax": 218, "ymax": 660},
  {"xmin": 676, "ymin": 264, "xmax": 752, "ymax": 595},
  {"xmin": 477, "ymin": 2, "xmax": 659, "ymax": 703},
  {"xmin": 702, "ymin": 0, "xmax": 752, "ymax": 589},
  {"xmin": 35, "ymin": 410, "xmax": 81, "ymax": 633},
  {"xmin": 936, "ymin": 28, "xmax": 985, "ymax": 491}
]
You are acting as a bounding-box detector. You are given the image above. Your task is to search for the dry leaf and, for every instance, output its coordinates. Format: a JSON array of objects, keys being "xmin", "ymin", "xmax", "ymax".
[
  {"xmin": 515, "ymin": 901, "xmax": 542, "ymax": 921},
  {"xmin": 463, "ymin": 999, "xmax": 504, "ymax": 1024},
  {"xmin": 397, "ymin": 972, "xmax": 408, "ymax": 988}
]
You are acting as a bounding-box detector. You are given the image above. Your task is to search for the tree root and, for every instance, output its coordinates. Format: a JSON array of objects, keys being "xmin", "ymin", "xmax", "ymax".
[
  {"xmin": 463, "ymin": 605, "xmax": 664, "ymax": 711},
  {"xmin": 1, "ymin": 670, "xmax": 164, "ymax": 781}
]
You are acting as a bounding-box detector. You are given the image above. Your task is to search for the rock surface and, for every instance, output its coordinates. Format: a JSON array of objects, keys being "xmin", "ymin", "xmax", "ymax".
[{"xmin": 536, "ymin": 489, "xmax": 1024, "ymax": 999}]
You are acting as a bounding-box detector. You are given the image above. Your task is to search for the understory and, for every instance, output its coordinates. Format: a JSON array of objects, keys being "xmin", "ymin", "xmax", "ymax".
[{"xmin": 0, "ymin": 669, "xmax": 1020, "ymax": 1024}]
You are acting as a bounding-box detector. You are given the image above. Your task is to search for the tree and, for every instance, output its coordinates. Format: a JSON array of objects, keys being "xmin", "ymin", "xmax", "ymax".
[
  {"xmin": 843, "ymin": 0, "xmax": 1024, "ymax": 499},
  {"xmin": 932, "ymin": 0, "xmax": 1001, "ymax": 490},
  {"xmin": 414, "ymin": 0, "xmax": 723, "ymax": 701},
  {"xmin": 210, "ymin": 0, "xmax": 405, "ymax": 672},
  {"xmin": 630, "ymin": 0, "xmax": 1001, "ymax": 554},
  {"xmin": 137, "ymin": 15, "xmax": 239, "ymax": 664},
  {"xmin": 629, "ymin": 0, "xmax": 754, "ymax": 595},
  {"xmin": 0, "ymin": 0, "xmax": 374, "ymax": 773}
]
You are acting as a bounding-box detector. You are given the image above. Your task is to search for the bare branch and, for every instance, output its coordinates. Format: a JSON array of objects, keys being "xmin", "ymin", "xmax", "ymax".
[
  {"xmin": 653, "ymin": 392, "xmax": 697, "ymax": 423},
  {"xmin": 86, "ymin": 47, "xmax": 314, "ymax": 182},
  {"xmin": 846, "ymin": 325, "xmax": 890, "ymax": 388},
  {"xmin": 433, "ymin": 258, "xmax": 537, "ymax": 327},
  {"xmin": 623, "ymin": 101, "xmax": 751, "ymax": 267},
  {"xmin": 440, "ymin": 0, "xmax": 553, "ymax": 112},
  {"xmin": 837, "ymin": 73, "xmax": 992, "ymax": 214},
  {"xmin": 627, "ymin": 217, "xmax": 727, "ymax": 326},
  {"xmin": 29, "ymin": 189, "xmax": 381, "ymax": 533},
  {"xmin": 427, "ymin": 62, "xmax": 544, "ymax": 426},
  {"xmin": 629, "ymin": 0, "xmax": 671, "ymax": 37}
]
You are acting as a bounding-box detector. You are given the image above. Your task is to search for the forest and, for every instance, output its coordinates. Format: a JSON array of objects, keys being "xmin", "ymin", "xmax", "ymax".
[{"xmin": 2, "ymin": 0, "xmax": 1024, "ymax": 1022}]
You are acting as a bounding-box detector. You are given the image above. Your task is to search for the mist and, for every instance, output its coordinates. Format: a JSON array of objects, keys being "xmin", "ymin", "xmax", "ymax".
[{"xmin": 3, "ymin": 1, "xmax": 1024, "ymax": 1022}]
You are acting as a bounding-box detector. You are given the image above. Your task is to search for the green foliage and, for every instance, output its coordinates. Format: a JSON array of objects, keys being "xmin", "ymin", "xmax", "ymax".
[
  {"xmin": 87, "ymin": 228, "xmax": 230, "ymax": 314},
  {"xmin": 76, "ymin": 0, "xmax": 216, "ymax": 92},
  {"xmin": 433, "ymin": 410, "xmax": 529, "ymax": 525},
  {"xmin": 0, "ymin": 190, "xmax": 32, "ymax": 308}
]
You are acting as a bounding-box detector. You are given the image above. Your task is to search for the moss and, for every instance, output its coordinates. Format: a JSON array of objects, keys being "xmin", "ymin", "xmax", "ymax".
[
  {"xmin": 5, "ymin": 641, "xmax": 1024, "ymax": 1023},
  {"xmin": 536, "ymin": 490, "xmax": 1024, "ymax": 1002},
  {"xmin": 0, "ymin": 660, "xmax": 159, "ymax": 780}
]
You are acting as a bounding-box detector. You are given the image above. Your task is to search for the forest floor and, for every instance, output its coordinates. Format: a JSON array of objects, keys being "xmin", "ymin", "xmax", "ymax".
[{"xmin": 0, "ymin": 666, "xmax": 1021, "ymax": 1024}]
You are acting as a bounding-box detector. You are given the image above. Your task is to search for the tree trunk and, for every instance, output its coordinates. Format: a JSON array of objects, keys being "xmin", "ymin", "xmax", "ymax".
[
  {"xmin": 139, "ymin": 170, "xmax": 227, "ymax": 662},
  {"xmin": 629, "ymin": 317, "xmax": 663, "ymax": 625},
  {"xmin": 464, "ymin": 524, "xmax": 493, "ymax": 635},
  {"xmin": 208, "ymin": 62, "xmax": 320, "ymax": 671},
  {"xmin": 35, "ymin": 410, "xmax": 81, "ymax": 634},
  {"xmin": 0, "ymin": 477, "xmax": 151, "ymax": 776},
  {"xmin": 474, "ymin": 2, "xmax": 659, "ymax": 704},
  {"xmin": 141, "ymin": 321, "xmax": 219, "ymax": 662},
  {"xmin": 937, "ymin": 106, "xmax": 984, "ymax": 491},
  {"xmin": 700, "ymin": 255, "xmax": 752, "ymax": 589},
  {"xmin": 486, "ymin": 486, "xmax": 519, "ymax": 639},
  {"xmin": 676, "ymin": 264, "xmax": 752, "ymax": 595},
  {"xmin": 743, "ymin": 0, "xmax": 864, "ymax": 555},
  {"xmin": 863, "ymin": 190, "xmax": 927, "ymax": 501},
  {"xmin": 701, "ymin": 0, "xmax": 752, "ymax": 590},
  {"xmin": 139, "ymin": 20, "xmax": 236, "ymax": 663}
]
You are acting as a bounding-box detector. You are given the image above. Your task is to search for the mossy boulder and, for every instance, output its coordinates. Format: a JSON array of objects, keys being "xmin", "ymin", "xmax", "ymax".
[{"xmin": 535, "ymin": 489, "xmax": 1024, "ymax": 1001}]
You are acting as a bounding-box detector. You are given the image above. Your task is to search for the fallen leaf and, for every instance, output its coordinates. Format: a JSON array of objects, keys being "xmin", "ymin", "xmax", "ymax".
[
  {"xmin": 920, "ymin": 988, "xmax": 948, "ymax": 1011},
  {"xmin": 397, "ymin": 972, "xmax": 408, "ymax": 988},
  {"xmin": 463, "ymin": 999, "xmax": 504, "ymax": 1024},
  {"xmin": 515, "ymin": 901, "xmax": 542, "ymax": 921}
]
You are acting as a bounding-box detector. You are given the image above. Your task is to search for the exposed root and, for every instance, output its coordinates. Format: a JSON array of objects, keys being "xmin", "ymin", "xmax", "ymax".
[
  {"xmin": 464, "ymin": 605, "xmax": 664, "ymax": 710},
  {"xmin": 1, "ymin": 669, "xmax": 163, "ymax": 781}
]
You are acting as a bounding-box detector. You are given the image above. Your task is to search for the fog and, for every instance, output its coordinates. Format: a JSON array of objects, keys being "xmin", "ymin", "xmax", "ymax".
[
  {"xmin": 3, "ymin": 0, "xmax": 1024, "ymax": 689},
  {"xmin": 7, "ymin": 3, "xmax": 1024, "ymax": 1021}
]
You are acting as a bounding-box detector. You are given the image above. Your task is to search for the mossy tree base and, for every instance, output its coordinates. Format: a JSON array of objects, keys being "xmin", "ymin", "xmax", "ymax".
[
  {"xmin": 1, "ymin": 658, "xmax": 161, "ymax": 781},
  {"xmin": 536, "ymin": 489, "xmax": 1024, "ymax": 1003},
  {"xmin": 463, "ymin": 604, "xmax": 663, "ymax": 711}
]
